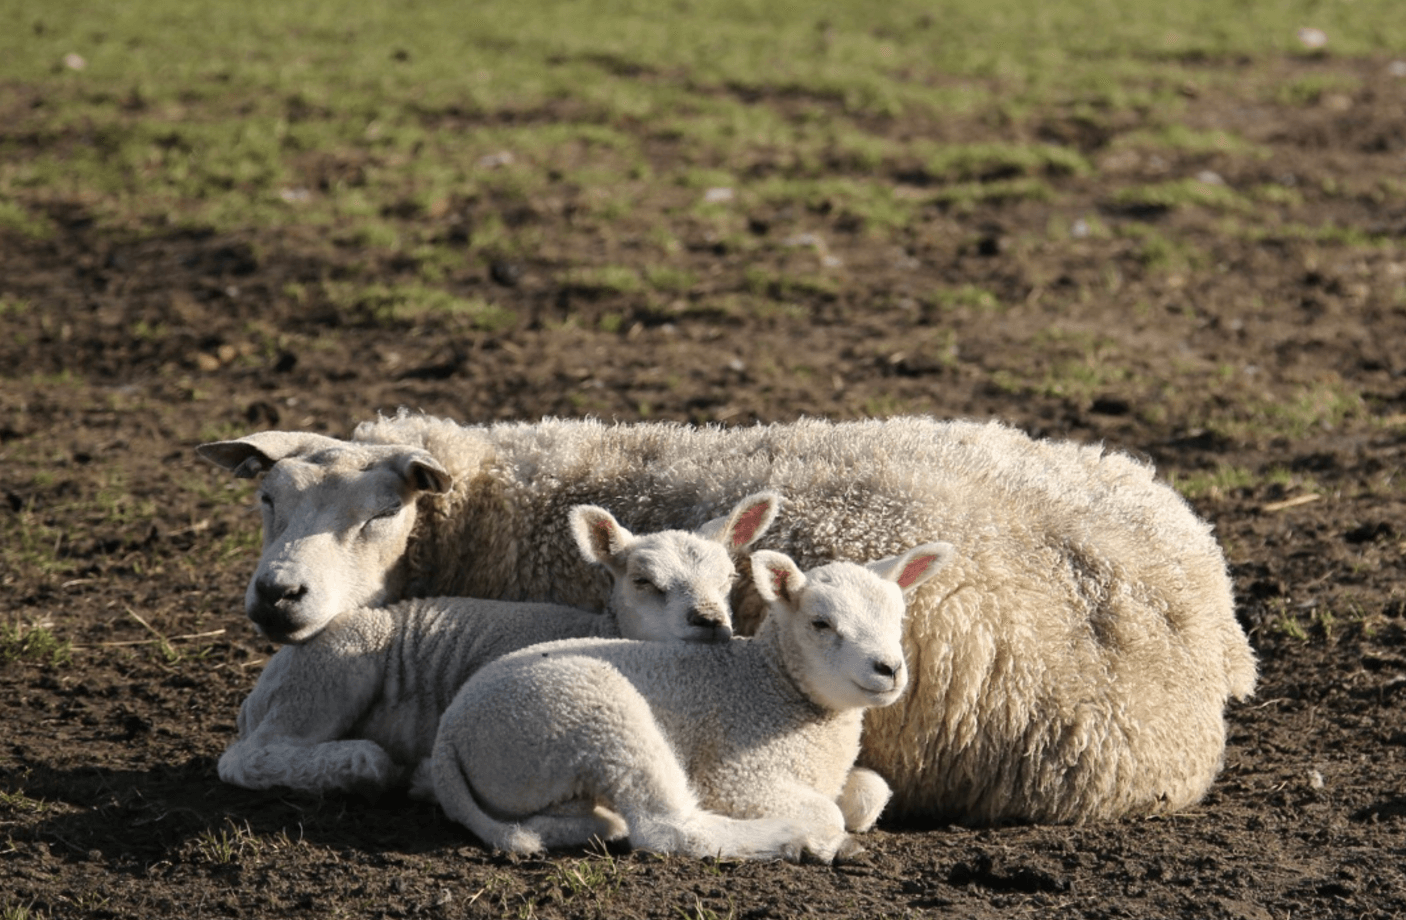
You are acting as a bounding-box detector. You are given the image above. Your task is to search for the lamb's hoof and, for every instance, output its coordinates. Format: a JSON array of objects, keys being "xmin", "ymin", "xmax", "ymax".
[{"xmin": 832, "ymin": 836, "xmax": 869, "ymax": 866}]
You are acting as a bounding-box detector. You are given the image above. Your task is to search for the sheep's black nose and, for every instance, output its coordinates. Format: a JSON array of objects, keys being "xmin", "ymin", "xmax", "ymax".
[
  {"xmin": 254, "ymin": 576, "xmax": 306, "ymax": 608},
  {"xmin": 873, "ymin": 660, "xmax": 898, "ymax": 678},
  {"xmin": 249, "ymin": 576, "xmax": 308, "ymax": 639}
]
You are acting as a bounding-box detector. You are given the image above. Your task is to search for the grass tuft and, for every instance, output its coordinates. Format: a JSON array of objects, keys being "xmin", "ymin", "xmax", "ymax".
[{"xmin": 0, "ymin": 624, "xmax": 72, "ymax": 667}]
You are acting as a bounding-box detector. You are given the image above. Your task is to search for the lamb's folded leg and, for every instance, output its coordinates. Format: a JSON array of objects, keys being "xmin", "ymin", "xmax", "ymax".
[
  {"xmin": 217, "ymin": 738, "xmax": 398, "ymax": 795},
  {"xmin": 837, "ymin": 766, "xmax": 892, "ymax": 832}
]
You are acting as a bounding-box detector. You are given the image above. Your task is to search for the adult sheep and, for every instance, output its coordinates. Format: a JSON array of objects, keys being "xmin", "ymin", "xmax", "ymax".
[{"xmin": 198, "ymin": 413, "xmax": 1257, "ymax": 824}]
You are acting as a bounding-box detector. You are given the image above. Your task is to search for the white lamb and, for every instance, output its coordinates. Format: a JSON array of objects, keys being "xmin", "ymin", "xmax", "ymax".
[
  {"xmin": 432, "ymin": 542, "xmax": 954, "ymax": 862},
  {"xmin": 199, "ymin": 414, "xmax": 1258, "ymax": 824},
  {"xmin": 216, "ymin": 492, "xmax": 778, "ymax": 796}
]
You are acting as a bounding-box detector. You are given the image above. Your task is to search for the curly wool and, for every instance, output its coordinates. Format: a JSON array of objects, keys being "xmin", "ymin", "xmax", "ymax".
[{"xmin": 354, "ymin": 412, "xmax": 1257, "ymax": 824}]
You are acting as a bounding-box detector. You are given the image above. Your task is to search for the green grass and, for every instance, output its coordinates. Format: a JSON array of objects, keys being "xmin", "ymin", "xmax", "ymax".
[
  {"xmin": 1, "ymin": 0, "xmax": 1402, "ymax": 432},
  {"xmin": 0, "ymin": 624, "xmax": 72, "ymax": 667},
  {"xmin": 1112, "ymin": 178, "xmax": 1250, "ymax": 215}
]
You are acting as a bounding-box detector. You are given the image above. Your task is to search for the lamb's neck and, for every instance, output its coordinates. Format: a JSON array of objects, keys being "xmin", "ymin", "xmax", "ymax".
[{"xmin": 751, "ymin": 620, "xmax": 834, "ymax": 722}]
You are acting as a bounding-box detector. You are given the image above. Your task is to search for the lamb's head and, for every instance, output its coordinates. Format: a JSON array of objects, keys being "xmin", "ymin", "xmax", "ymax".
[
  {"xmin": 570, "ymin": 492, "xmax": 781, "ymax": 644},
  {"xmin": 196, "ymin": 431, "xmax": 451, "ymax": 644},
  {"xmin": 751, "ymin": 543, "xmax": 955, "ymax": 712}
]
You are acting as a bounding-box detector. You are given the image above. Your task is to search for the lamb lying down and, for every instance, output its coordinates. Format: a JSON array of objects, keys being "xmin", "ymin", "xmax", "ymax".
[
  {"xmin": 431, "ymin": 542, "xmax": 955, "ymax": 863},
  {"xmin": 217, "ymin": 492, "xmax": 779, "ymax": 796}
]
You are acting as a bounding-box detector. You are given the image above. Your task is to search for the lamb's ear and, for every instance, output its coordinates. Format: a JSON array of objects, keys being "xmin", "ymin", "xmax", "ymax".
[
  {"xmin": 867, "ymin": 542, "xmax": 956, "ymax": 595},
  {"xmin": 700, "ymin": 491, "xmax": 781, "ymax": 552},
  {"xmin": 750, "ymin": 550, "xmax": 807, "ymax": 608},
  {"xmin": 196, "ymin": 431, "xmax": 347, "ymax": 480},
  {"xmin": 569, "ymin": 505, "xmax": 636, "ymax": 569},
  {"xmin": 391, "ymin": 451, "xmax": 452, "ymax": 494}
]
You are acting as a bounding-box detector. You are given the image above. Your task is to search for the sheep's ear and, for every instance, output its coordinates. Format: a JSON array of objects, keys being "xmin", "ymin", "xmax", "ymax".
[
  {"xmin": 392, "ymin": 452, "xmax": 452, "ymax": 494},
  {"xmin": 196, "ymin": 431, "xmax": 347, "ymax": 479},
  {"xmin": 751, "ymin": 550, "xmax": 806, "ymax": 608},
  {"xmin": 867, "ymin": 542, "xmax": 955, "ymax": 595},
  {"xmin": 700, "ymin": 491, "xmax": 781, "ymax": 552},
  {"xmin": 570, "ymin": 505, "xmax": 635, "ymax": 567}
]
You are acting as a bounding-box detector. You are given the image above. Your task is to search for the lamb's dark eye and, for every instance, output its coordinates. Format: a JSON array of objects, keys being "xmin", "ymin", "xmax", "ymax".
[
  {"xmin": 811, "ymin": 619, "xmax": 832, "ymax": 631},
  {"xmin": 369, "ymin": 503, "xmax": 401, "ymax": 522},
  {"xmin": 632, "ymin": 576, "xmax": 663, "ymax": 595}
]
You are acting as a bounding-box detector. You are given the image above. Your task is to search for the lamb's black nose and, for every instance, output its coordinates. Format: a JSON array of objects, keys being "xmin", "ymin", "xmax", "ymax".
[
  {"xmin": 687, "ymin": 608, "xmax": 733, "ymax": 642},
  {"xmin": 873, "ymin": 660, "xmax": 898, "ymax": 678}
]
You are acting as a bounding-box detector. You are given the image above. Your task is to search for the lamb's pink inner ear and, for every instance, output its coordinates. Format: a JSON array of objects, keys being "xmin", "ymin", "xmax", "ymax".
[
  {"xmin": 897, "ymin": 555, "xmax": 938, "ymax": 590},
  {"xmin": 730, "ymin": 503, "xmax": 770, "ymax": 548},
  {"xmin": 768, "ymin": 565, "xmax": 790, "ymax": 597},
  {"xmin": 591, "ymin": 517, "xmax": 616, "ymax": 555}
]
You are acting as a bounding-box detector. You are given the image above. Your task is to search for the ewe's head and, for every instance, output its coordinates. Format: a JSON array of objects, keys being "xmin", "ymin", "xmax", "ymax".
[
  {"xmin": 197, "ymin": 431, "xmax": 451, "ymax": 644},
  {"xmin": 751, "ymin": 543, "xmax": 955, "ymax": 712},
  {"xmin": 570, "ymin": 492, "xmax": 780, "ymax": 644}
]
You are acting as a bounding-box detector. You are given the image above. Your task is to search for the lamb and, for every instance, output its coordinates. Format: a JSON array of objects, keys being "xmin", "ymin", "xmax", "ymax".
[
  {"xmin": 216, "ymin": 492, "xmax": 779, "ymax": 796},
  {"xmin": 198, "ymin": 414, "xmax": 1258, "ymax": 824},
  {"xmin": 432, "ymin": 542, "xmax": 954, "ymax": 862}
]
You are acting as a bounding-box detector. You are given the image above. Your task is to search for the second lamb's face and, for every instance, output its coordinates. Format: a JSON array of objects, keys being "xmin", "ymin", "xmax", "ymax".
[
  {"xmin": 570, "ymin": 503, "xmax": 744, "ymax": 644},
  {"xmin": 613, "ymin": 535, "xmax": 737, "ymax": 643}
]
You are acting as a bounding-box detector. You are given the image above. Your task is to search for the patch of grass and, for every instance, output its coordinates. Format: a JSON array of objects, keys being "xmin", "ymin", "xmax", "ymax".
[
  {"xmin": 920, "ymin": 142, "xmax": 1091, "ymax": 183},
  {"xmin": 1274, "ymin": 72, "xmax": 1361, "ymax": 107},
  {"xmin": 0, "ymin": 784, "xmax": 51, "ymax": 816},
  {"xmin": 1273, "ymin": 611, "xmax": 1309, "ymax": 642},
  {"xmin": 930, "ymin": 284, "xmax": 1002, "ymax": 314},
  {"xmin": 192, "ymin": 821, "xmax": 260, "ymax": 866},
  {"xmin": 0, "ymin": 624, "xmax": 73, "ymax": 668},
  {"xmin": 753, "ymin": 176, "xmax": 916, "ymax": 235},
  {"xmin": 553, "ymin": 852, "xmax": 625, "ymax": 900},
  {"xmin": 1112, "ymin": 178, "xmax": 1249, "ymax": 215},
  {"xmin": 94, "ymin": 472, "xmax": 157, "ymax": 528},
  {"xmin": 1170, "ymin": 465, "xmax": 1257, "ymax": 501},
  {"xmin": 744, "ymin": 268, "xmax": 839, "ymax": 303},
  {"xmin": 1108, "ymin": 125, "xmax": 1260, "ymax": 156},
  {"xmin": 1119, "ymin": 224, "xmax": 1204, "ymax": 274},
  {"xmin": 561, "ymin": 265, "xmax": 644, "ymax": 296},
  {"xmin": 322, "ymin": 281, "xmax": 516, "ymax": 332},
  {"xmin": 675, "ymin": 893, "xmax": 737, "ymax": 920},
  {"xmin": 644, "ymin": 265, "xmax": 699, "ymax": 295},
  {"xmin": 930, "ymin": 177, "xmax": 1056, "ymax": 211},
  {"xmin": 0, "ymin": 199, "xmax": 55, "ymax": 240},
  {"xmin": 1261, "ymin": 382, "xmax": 1364, "ymax": 439}
]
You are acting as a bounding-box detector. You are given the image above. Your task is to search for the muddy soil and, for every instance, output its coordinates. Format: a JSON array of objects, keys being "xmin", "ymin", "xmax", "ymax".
[{"xmin": 3, "ymin": 56, "xmax": 1406, "ymax": 919}]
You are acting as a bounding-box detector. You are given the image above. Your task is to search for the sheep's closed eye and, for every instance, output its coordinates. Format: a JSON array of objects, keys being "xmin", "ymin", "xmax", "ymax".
[
  {"xmin": 364, "ymin": 502, "xmax": 403, "ymax": 526},
  {"xmin": 632, "ymin": 576, "xmax": 663, "ymax": 595}
]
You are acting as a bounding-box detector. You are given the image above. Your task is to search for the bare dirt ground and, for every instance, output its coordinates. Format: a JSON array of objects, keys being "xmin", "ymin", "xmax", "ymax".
[{"xmin": 3, "ymin": 56, "xmax": 1406, "ymax": 919}]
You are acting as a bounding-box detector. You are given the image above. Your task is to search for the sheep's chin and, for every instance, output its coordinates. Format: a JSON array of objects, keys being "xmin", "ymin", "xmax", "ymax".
[
  {"xmin": 851, "ymin": 680, "xmax": 905, "ymax": 707},
  {"xmin": 255, "ymin": 622, "xmax": 325, "ymax": 646}
]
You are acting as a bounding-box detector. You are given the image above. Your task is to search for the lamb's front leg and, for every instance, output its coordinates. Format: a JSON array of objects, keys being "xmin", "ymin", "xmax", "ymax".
[
  {"xmin": 218, "ymin": 736, "xmax": 399, "ymax": 795},
  {"xmin": 219, "ymin": 648, "xmax": 397, "ymax": 796},
  {"xmin": 729, "ymin": 783, "xmax": 854, "ymax": 864}
]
